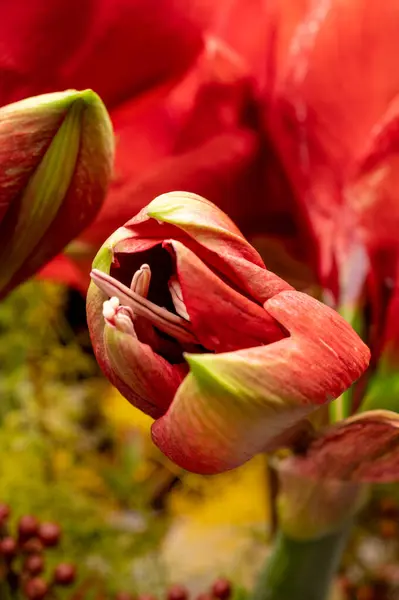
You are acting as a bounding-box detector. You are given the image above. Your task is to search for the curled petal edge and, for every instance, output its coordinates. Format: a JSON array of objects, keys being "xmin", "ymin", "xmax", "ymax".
[{"xmin": 152, "ymin": 291, "xmax": 370, "ymax": 474}]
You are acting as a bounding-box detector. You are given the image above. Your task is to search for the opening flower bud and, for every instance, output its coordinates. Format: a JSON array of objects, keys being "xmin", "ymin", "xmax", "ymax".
[{"xmin": 87, "ymin": 192, "xmax": 370, "ymax": 474}]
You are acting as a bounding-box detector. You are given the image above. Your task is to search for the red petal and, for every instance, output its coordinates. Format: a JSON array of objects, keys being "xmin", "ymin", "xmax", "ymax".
[
  {"xmin": 87, "ymin": 277, "xmax": 185, "ymax": 419},
  {"xmin": 166, "ymin": 240, "xmax": 287, "ymax": 351},
  {"xmin": 343, "ymin": 97, "xmax": 399, "ymax": 349},
  {"xmin": 80, "ymin": 38, "xmax": 259, "ymax": 247},
  {"xmin": 38, "ymin": 255, "xmax": 88, "ymax": 294},
  {"xmin": 347, "ymin": 95, "xmax": 399, "ymax": 275},
  {"xmin": 0, "ymin": 0, "xmax": 94, "ymax": 104},
  {"xmin": 118, "ymin": 191, "xmax": 292, "ymax": 304},
  {"xmin": 61, "ymin": 0, "xmax": 206, "ymax": 107},
  {"xmin": 103, "ymin": 323, "xmax": 186, "ymax": 418},
  {"xmin": 0, "ymin": 0, "xmax": 205, "ymax": 108}
]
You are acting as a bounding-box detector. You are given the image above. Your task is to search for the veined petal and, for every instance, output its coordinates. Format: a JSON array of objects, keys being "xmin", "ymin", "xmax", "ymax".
[
  {"xmin": 152, "ymin": 291, "xmax": 370, "ymax": 474},
  {"xmin": 0, "ymin": 93, "xmax": 83, "ymax": 290}
]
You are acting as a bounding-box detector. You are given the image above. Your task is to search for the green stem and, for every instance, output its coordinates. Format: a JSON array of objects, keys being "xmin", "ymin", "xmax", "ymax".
[
  {"xmin": 329, "ymin": 387, "xmax": 352, "ymax": 422},
  {"xmin": 252, "ymin": 524, "xmax": 351, "ymax": 600}
]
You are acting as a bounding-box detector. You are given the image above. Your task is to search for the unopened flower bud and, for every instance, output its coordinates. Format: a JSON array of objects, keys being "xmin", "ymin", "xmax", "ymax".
[{"xmin": 0, "ymin": 89, "xmax": 114, "ymax": 297}]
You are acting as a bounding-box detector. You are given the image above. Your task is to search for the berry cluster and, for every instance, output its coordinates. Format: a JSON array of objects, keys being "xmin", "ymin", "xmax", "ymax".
[
  {"xmin": 0, "ymin": 503, "xmax": 76, "ymax": 599},
  {"xmin": 114, "ymin": 578, "xmax": 232, "ymax": 600},
  {"xmin": 0, "ymin": 502, "xmax": 233, "ymax": 600}
]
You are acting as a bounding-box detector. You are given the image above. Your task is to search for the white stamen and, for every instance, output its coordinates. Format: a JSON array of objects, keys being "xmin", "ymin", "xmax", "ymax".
[
  {"xmin": 103, "ymin": 298, "xmax": 119, "ymax": 320},
  {"xmin": 102, "ymin": 298, "xmax": 136, "ymax": 336},
  {"xmin": 109, "ymin": 296, "xmax": 120, "ymax": 309}
]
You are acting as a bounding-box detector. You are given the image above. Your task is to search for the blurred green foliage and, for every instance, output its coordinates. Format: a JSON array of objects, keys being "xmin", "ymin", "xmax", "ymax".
[{"xmin": 0, "ymin": 281, "xmax": 169, "ymax": 595}]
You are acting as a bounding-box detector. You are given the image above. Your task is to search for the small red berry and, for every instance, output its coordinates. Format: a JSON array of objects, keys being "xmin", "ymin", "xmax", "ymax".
[
  {"xmin": 212, "ymin": 579, "xmax": 231, "ymax": 600},
  {"xmin": 24, "ymin": 554, "xmax": 45, "ymax": 576},
  {"xmin": 23, "ymin": 577, "xmax": 48, "ymax": 600},
  {"xmin": 0, "ymin": 503, "xmax": 11, "ymax": 523},
  {"xmin": 53, "ymin": 563, "xmax": 76, "ymax": 586},
  {"xmin": 115, "ymin": 593, "xmax": 135, "ymax": 600},
  {"xmin": 18, "ymin": 516, "xmax": 39, "ymax": 541},
  {"xmin": 38, "ymin": 522, "xmax": 61, "ymax": 547},
  {"xmin": 167, "ymin": 585, "xmax": 189, "ymax": 600},
  {"xmin": 0, "ymin": 536, "xmax": 17, "ymax": 559},
  {"xmin": 21, "ymin": 538, "xmax": 43, "ymax": 555}
]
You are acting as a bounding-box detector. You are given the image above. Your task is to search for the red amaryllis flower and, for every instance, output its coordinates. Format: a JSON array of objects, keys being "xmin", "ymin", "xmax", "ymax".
[{"xmin": 87, "ymin": 192, "xmax": 369, "ymax": 474}]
